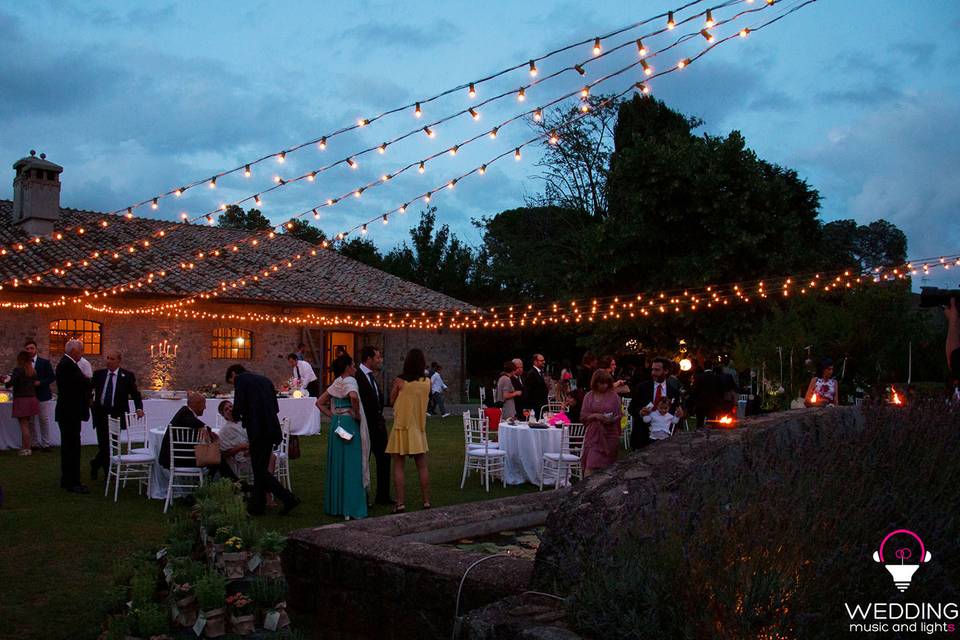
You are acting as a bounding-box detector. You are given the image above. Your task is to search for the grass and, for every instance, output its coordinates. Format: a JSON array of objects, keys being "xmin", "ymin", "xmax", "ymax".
[{"xmin": 0, "ymin": 415, "xmax": 538, "ymax": 640}]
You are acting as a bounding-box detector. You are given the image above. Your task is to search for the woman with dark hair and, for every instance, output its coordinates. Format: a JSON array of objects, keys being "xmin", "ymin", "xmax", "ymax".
[
  {"xmin": 386, "ymin": 348, "xmax": 432, "ymax": 512},
  {"xmin": 4, "ymin": 351, "xmax": 41, "ymax": 456},
  {"xmin": 804, "ymin": 358, "xmax": 839, "ymax": 406},
  {"xmin": 578, "ymin": 369, "xmax": 623, "ymax": 477},
  {"xmin": 316, "ymin": 354, "xmax": 369, "ymax": 519}
]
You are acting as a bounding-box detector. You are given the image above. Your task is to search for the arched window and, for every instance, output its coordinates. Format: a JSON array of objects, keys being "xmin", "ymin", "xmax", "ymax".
[
  {"xmin": 49, "ymin": 319, "xmax": 102, "ymax": 356},
  {"xmin": 211, "ymin": 328, "xmax": 252, "ymax": 360}
]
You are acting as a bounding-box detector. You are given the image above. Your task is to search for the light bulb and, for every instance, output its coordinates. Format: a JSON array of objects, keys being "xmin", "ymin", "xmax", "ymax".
[
  {"xmin": 489, "ymin": 127, "xmax": 498, "ymax": 139},
  {"xmin": 254, "ymin": 194, "xmax": 262, "ymax": 205},
  {"xmin": 667, "ymin": 11, "xmax": 675, "ymax": 29},
  {"xmin": 517, "ymin": 87, "xmax": 526, "ymax": 101},
  {"xmin": 243, "ymin": 165, "xmax": 251, "ymax": 177},
  {"xmin": 347, "ymin": 157, "xmax": 357, "ymax": 169},
  {"xmin": 209, "ymin": 177, "xmax": 217, "ymax": 189},
  {"xmin": 479, "ymin": 164, "xmax": 486, "ymax": 175},
  {"xmin": 448, "ymin": 178, "xmax": 456, "ymax": 189},
  {"xmin": 468, "ymin": 107, "xmax": 479, "ymax": 120},
  {"xmin": 399, "ymin": 203, "xmax": 407, "ymax": 213},
  {"xmin": 423, "ymin": 126, "xmax": 435, "ymax": 138},
  {"xmin": 529, "ymin": 60, "xmax": 537, "ymax": 76},
  {"xmin": 278, "ymin": 151, "xmax": 286, "ymax": 163},
  {"xmin": 379, "ymin": 143, "xmax": 387, "ymax": 154},
  {"xmin": 319, "ymin": 137, "xmax": 327, "ymax": 150},
  {"xmin": 641, "ymin": 59, "xmax": 652, "ymax": 75},
  {"xmin": 425, "ymin": 191, "xmax": 431, "ymax": 202},
  {"xmin": 308, "ymin": 171, "xmax": 316, "ymax": 181},
  {"xmin": 468, "ymin": 82, "xmax": 476, "ymax": 98},
  {"xmin": 175, "ymin": 187, "xmax": 183, "ymax": 196},
  {"xmin": 636, "ymin": 39, "xmax": 647, "ymax": 56},
  {"xmin": 449, "ymin": 145, "xmax": 459, "ymax": 156},
  {"xmin": 361, "ymin": 224, "xmax": 367, "ymax": 234},
  {"xmin": 414, "ymin": 102, "xmax": 422, "ymax": 118},
  {"xmin": 354, "ymin": 188, "xmax": 362, "ymax": 198},
  {"xmin": 549, "ymin": 130, "xmax": 558, "ymax": 145},
  {"xmin": 382, "ymin": 214, "xmax": 389, "ymax": 225},
  {"xmin": 357, "ymin": 118, "xmax": 369, "ymax": 127},
  {"xmin": 700, "ymin": 29, "xmax": 715, "ymax": 43},
  {"xmin": 581, "ymin": 85, "xmax": 590, "ymax": 97},
  {"xmin": 418, "ymin": 161, "xmax": 425, "ymax": 173},
  {"xmin": 574, "ymin": 64, "xmax": 585, "ymax": 76},
  {"xmin": 151, "ymin": 198, "xmax": 158, "ymax": 210},
  {"xmin": 514, "ymin": 147, "xmax": 522, "ymax": 161},
  {"xmin": 677, "ymin": 58, "xmax": 690, "ymax": 69},
  {"xmin": 312, "ymin": 208, "xmax": 320, "ymax": 219},
  {"xmin": 533, "ymin": 108, "xmax": 542, "ymax": 121},
  {"xmin": 739, "ymin": 27, "xmax": 750, "ymax": 38},
  {"xmin": 705, "ymin": 9, "xmax": 714, "ymax": 28}
]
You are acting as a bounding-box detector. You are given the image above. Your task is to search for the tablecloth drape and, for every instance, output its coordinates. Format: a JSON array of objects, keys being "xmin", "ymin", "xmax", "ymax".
[{"xmin": 497, "ymin": 422, "xmax": 562, "ymax": 485}]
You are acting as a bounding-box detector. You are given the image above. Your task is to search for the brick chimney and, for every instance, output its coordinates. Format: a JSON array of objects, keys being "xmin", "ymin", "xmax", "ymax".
[{"xmin": 13, "ymin": 150, "xmax": 63, "ymax": 236}]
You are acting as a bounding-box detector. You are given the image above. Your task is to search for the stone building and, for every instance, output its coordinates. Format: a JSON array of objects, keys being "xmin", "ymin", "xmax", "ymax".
[{"xmin": 0, "ymin": 152, "xmax": 472, "ymax": 394}]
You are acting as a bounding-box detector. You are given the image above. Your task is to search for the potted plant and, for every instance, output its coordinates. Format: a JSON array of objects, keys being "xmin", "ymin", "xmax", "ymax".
[
  {"xmin": 220, "ymin": 536, "xmax": 246, "ymax": 580},
  {"xmin": 250, "ymin": 578, "xmax": 290, "ymax": 630},
  {"xmin": 226, "ymin": 592, "xmax": 256, "ymax": 635},
  {"xmin": 132, "ymin": 603, "xmax": 170, "ymax": 639},
  {"xmin": 194, "ymin": 572, "xmax": 227, "ymax": 638},
  {"xmin": 171, "ymin": 581, "xmax": 198, "ymax": 627},
  {"xmin": 210, "ymin": 526, "xmax": 232, "ymax": 568},
  {"xmin": 256, "ymin": 531, "xmax": 286, "ymax": 579}
]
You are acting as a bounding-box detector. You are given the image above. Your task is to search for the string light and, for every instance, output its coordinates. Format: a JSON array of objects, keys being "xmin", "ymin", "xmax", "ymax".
[
  {"xmin": 489, "ymin": 127, "xmax": 499, "ymax": 139},
  {"xmin": 593, "ymin": 37, "xmax": 602, "ymax": 55},
  {"xmin": 529, "ymin": 60, "xmax": 538, "ymax": 76},
  {"xmin": 667, "ymin": 11, "xmax": 676, "ymax": 29},
  {"xmin": 358, "ymin": 118, "xmax": 370, "ymax": 127},
  {"xmin": 244, "ymin": 165, "xmax": 251, "ymax": 178},
  {"xmin": 574, "ymin": 64, "xmax": 586, "ymax": 76},
  {"xmin": 378, "ymin": 143, "xmax": 387, "ymax": 154},
  {"xmin": 151, "ymin": 198, "xmax": 158, "ymax": 210},
  {"xmin": 382, "ymin": 214, "xmax": 389, "ymax": 224},
  {"xmin": 423, "ymin": 126, "xmax": 435, "ymax": 138},
  {"xmin": 424, "ymin": 191, "xmax": 431, "ymax": 203},
  {"xmin": 700, "ymin": 29, "xmax": 715, "ymax": 42},
  {"xmin": 254, "ymin": 194, "xmax": 262, "ymax": 206},
  {"xmin": 517, "ymin": 87, "xmax": 526, "ymax": 101},
  {"xmin": 469, "ymin": 108, "xmax": 480, "ymax": 120},
  {"xmin": 449, "ymin": 145, "xmax": 459, "ymax": 156},
  {"xmin": 705, "ymin": 8, "xmax": 715, "ymax": 27},
  {"xmin": 641, "ymin": 59, "xmax": 653, "ymax": 75},
  {"xmin": 278, "ymin": 151, "xmax": 286, "ymax": 163},
  {"xmin": 414, "ymin": 102, "xmax": 422, "ymax": 118},
  {"xmin": 419, "ymin": 161, "xmax": 426, "ymax": 173},
  {"xmin": 740, "ymin": 27, "xmax": 750, "ymax": 37},
  {"xmin": 346, "ymin": 157, "xmax": 357, "ymax": 169},
  {"xmin": 636, "ymin": 39, "xmax": 647, "ymax": 56},
  {"xmin": 549, "ymin": 130, "xmax": 559, "ymax": 145},
  {"xmin": 5, "ymin": 0, "xmax": 802, "ymax": 294},
  {"xmin": 479, "ymin": 164, "xmax": 486, "ymax": 175},
  {"xmin": 319, "ymin": 137, "xmax": 327, "ymax": 150},
  {"xmin": 533, "ymin": 108, "xmax": 542, "ymax": 121},
  {"xmin": 581, "ymin": 85, "xmax": 590, "ymax": 97},
  {"xmin": 208, "ymin": 177, "xmax": 216, "ymax": 189},
  {"xmin": 677, "ymin": 57, "xmax": 691, "ymax": 68},
  {"xmin": 468, "ymin": 83, "xmax": 476, "ymax": 98},
  {"xmin": 514, "ymin": 148, "xmax": 522, "ymax": 161}
]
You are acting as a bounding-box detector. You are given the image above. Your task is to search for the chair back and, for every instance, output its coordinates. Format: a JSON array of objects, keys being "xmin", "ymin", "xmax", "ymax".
[
  {"xmin": 541, "ymin": 402, "xmax": 564, "ymax": 417},
  {"xmin": 124, "ymin": 411, "xmax": 149, "ymax": 448},
  {"xmin": 107, "ymin": 416, "xmax": 123, "ymax": 458},
  {"xmin": 565, "ymin": 423, "xmax": 586, "ymax": 457},
  {"xmin": 275, "ymin": 417, "xmax": 291, "ymax": 455},
  {"xmin": 462, "ymin": 412, "xmax": 491, "ymax": 450},
  {"xmin": 620, "ymin": 397, "xmax": 632, "ymax": 415},
  {"xmin": 169, "ymin": 426, "xmax": 197, "ymax": 469}
]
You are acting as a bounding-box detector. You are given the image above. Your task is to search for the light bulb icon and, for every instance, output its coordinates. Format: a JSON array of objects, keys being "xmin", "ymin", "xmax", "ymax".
[{"xmin": 872, "ymin": 529, "xmax": 932, "ymax": 592}]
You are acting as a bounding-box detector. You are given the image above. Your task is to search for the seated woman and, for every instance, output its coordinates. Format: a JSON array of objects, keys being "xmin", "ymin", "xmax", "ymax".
[
  {"xmin": 805, "ymin": 358, "xmax": 839, "ymax": 406},
  {"xmin": 216, "ymin": 400, "xmax": 253, "ymax": 480}
]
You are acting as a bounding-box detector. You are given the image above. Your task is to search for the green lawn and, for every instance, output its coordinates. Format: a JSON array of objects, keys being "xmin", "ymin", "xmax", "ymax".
[{"xmin": 0, "ymin": 416, "xmax": 538, "ymax": 640}]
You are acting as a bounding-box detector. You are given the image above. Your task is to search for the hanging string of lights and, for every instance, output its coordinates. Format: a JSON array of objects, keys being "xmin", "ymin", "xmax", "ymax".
[
  {"xmin": 1, "ymin": 0, "xmax": 760, "ymax": 286},
  {"xmin": 4, "ymin": 0, "xmax": 725, "ymax": 244},
  {"xmin": 23, "ymin": 253, "xmax": 956, "ymax": 331},
  {"xmin": 2, "ymin": 0, "xmax": 780, "ymax": 294}
]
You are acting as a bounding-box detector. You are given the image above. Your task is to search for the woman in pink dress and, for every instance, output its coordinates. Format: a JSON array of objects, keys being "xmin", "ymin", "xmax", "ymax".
[{"xmin": 579, "ymin": 369, "xmax": 622, "ymax": 477}]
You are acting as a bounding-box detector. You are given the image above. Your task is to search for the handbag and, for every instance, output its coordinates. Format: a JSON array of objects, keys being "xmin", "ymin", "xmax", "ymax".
[
  {"xmin": 288, "ymin": 435, "xmax": 301, "ymax": 459},
  {"xmin": 194, "ymin": 429, "xmax": 221, "ymax": 466}
]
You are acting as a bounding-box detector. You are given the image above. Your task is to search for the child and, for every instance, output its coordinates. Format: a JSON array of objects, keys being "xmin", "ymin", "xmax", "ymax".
[{"xmin": 643, "ymin": 397, "xmax": 679, "ymax": 441}]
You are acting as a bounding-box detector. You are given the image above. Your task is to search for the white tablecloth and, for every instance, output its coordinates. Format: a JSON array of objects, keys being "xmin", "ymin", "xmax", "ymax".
[
  {"xmin": 498, "ymin": 422, "xmax": 563, "ymax": 485},
  {"xmin": 0, "ymin": 397, "xmax": 321, "ymax": 450}
]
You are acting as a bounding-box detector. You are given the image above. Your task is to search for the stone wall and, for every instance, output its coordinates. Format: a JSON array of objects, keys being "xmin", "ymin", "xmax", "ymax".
[
  {"xmin": 0, "ymin": 296, "xmax": 465, "ymax": 395},
  {"xmin": 284, "ymin": 492, "xmax": 563, "ymax": 640}
]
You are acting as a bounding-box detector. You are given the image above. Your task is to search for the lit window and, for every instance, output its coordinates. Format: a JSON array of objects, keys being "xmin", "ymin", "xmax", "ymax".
[
  {"xmin": 211, "ymin": 328, "xmax": 252, "ymax": 360},
  {"xmin": 49, "ymin": 319, "xmax": 102, "ymax": 356}
]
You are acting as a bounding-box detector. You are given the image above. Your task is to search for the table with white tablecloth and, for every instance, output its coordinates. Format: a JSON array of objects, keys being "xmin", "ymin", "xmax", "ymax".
[
  {"xmin": 497, "ymin": 422, "xmax": 563, "ymax": 485},
  {"xmin": 0, "ymin": 397, "xmax": 322, "ymax": 450}
]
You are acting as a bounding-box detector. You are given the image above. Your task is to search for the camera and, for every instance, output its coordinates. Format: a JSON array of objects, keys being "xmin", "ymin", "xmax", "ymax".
[{"xmin": 919, "ymin": 286, "xmax": 960, "ymax": 308}]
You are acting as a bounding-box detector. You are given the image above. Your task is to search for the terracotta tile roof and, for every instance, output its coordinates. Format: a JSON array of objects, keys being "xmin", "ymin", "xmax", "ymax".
[{"xmin": 0, "ymin": 200, "xmax": 474, "ymax": 312}]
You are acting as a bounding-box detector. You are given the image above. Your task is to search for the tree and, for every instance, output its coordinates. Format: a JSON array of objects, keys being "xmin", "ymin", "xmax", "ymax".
[
  {"xmin": 821, "ymin": 219, "xmax": 907, "ymax": 271},
  {"xmin": 337, "ymin": 237, "xmax": 384, "ymax": 269},
  {"xmin": 283, "ymin": 218, "xmax": 327, "ymax": 245},
  {"xmin": 217, "ymin": 205, "xmax": 272, "ymax": 231},
  {"xmin": 528, "ymin": 95, "xmax": 620, "ymax": 217}
]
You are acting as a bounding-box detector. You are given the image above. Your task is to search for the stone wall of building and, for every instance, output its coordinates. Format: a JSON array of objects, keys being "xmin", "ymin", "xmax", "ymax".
[{"xmin": 0, "ymin": 296, "xmax": 465, "ymax": 396}]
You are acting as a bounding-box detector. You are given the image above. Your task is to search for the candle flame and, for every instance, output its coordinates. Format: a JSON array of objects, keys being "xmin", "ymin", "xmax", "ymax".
[
  {"xmin": 891, "ymin": 388, "xmax": 903, "ymax": 405},
  {"xmin": 811, "ymin": 392, "xmax": 818, "ymax": 404},
  {"xmin": 718, "ymin": 415, "xmax": 734, "ymax": 425}
]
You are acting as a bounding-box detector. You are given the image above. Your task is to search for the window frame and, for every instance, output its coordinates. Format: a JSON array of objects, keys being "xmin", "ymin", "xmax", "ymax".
[
  {"xmin": 49, "ymin": 319, "xmax": 103, "ymax": 356},
  {"xmin": 211, "ymin": 327, "xmax": 253, "ymax": 360}
]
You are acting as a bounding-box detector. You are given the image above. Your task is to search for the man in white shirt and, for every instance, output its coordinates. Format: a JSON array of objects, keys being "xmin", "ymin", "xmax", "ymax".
[
  {"xmin": 287, "ymin": 353, "xmax": 317, "ymax": 396},
  {"xmin": 430, "ymin": 364, "xmax": 449, "ymax": 417}
]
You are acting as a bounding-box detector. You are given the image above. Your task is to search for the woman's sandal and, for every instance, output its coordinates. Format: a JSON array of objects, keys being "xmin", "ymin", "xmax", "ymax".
[{"xmin": 393, "ymin": 504, "xmax": 406, "ymax": 514}]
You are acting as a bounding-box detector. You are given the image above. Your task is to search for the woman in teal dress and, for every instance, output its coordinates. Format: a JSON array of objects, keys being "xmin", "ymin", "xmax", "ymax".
[{"xmin": 316, "ymin": 355, "xmax": 370, "ymax": 520}]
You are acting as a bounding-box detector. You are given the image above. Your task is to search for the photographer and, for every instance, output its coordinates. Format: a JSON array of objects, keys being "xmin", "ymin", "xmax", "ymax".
[{"xmin": 948, "ymin": 298, "xmax": 959, "ymax": 376}]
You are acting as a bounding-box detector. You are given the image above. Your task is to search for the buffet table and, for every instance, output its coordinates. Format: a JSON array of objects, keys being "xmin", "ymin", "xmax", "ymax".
[
  {"xmin": 0, "ymin": 396, "xmax": 321, "ymax": 450},
  {"xmin": 497, "ymin": 422, "xmax": 564, "ymax": 485}
]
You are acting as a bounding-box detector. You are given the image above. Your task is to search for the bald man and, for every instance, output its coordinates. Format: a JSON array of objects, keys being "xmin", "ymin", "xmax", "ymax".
[
  {"xmin": 159, "ymin": 391, "xmax": 215, "ymax": 471},
  {"xmin": 90, "ymin": 351, "xmax": 144, "ymax": 480}
]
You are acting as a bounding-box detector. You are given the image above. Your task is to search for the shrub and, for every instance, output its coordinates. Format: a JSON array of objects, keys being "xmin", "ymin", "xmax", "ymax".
[
  {"xmin": 568, "ymin": 403, "xmax": 960, "ymax": 640},
  {"xmin": 195, "ymin": 572, "xmax": 227, "ymax": 612},
  {"xmin": 171, "ymin": 557, "xmax": 205, "ymax": 586},
  {"xmin": 258, "ymin": 531, "xmax": 286, "ymax": 555},
  {"xmin": 238, "ymin": 521, "xmax": 263, "ymax": 551},
  {"xmin": 130, "ymin": 567, "xmax": 157, "ymax": 608},
  {"xmin": 133, "ymin": 603, "xmax": 169, "ymax": 637},
  {"xmin": 250, "ymin": 577, "xmax": 287, "ymax": 609}
]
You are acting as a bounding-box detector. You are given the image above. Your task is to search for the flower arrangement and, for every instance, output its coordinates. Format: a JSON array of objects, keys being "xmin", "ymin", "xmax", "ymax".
[
  {"xmin": 227, "ymin": 592, "xmax": 256, "ymax": 635},
  {"xmin": 223, "ymin": 536, "xmax": 244, "ymax": 553},
  {"xmin": 226, "ymin": 592, "xmax": 255, "ymax": 616},
  {"xmin": 213, "ymin": 526, "xmax": 233, "ymax": 545}
]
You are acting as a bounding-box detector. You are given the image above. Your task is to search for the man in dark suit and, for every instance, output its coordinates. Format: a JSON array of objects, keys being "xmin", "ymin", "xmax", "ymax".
[
  {"xmin": 523, "ymin": 354, "xmax": 549, "ymax": 419},
  {"xmin": 354, "ymin": 345, "xmax": 392, "ymax": 505},
  {"xmin": 159, "ymin": 391, "xmax": 211, "ymax": 470},
  {"xmin": 55, "ymin": 339, "xmax": 91, "ymax": 493},
  {"xmin": 226, "ymin": 364, "xmax": 300, "ymax": 516},
  {"xmin": 629, "ymin": 356, "xmax": 685, "ymax": 449},
  {"xmin": 90, "ymin": 350, "xmax": 144, "ymax": 480},
  {"xmin": 690, "ymin": 360, "xmax": 735, "ymax": 429},
  {"xmin": 24, "ymin": 339, "xmax": 56, "ymax": 451}
]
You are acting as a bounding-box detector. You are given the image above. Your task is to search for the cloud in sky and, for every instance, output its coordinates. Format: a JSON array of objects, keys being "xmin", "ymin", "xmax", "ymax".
[{"xmin": 0, "ymin": 0, "xmax": 957, "ymax": 276}]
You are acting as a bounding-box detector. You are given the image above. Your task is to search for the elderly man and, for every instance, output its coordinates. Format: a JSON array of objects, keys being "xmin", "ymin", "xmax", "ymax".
[
  {"xmin": 159, "ymin": 391, "xmax": 215, "ymax": 471},
  {"xmin": 55, "ymin": 339, "xmax": 92, "ymax": 493},
  {"xmin": 226, "ymin": 364, "xmax": 300, "ymax": 516},
  {"xmin": 90, "ymin": 351, "xmax": 144, "ymax": 480},
  {"xmin": 523, "ymin": 354, "xmax": 549, "ymax": 419}
]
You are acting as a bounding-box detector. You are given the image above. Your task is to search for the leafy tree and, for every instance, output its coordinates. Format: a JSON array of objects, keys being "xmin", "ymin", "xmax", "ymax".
[
  {"xmin": 216, "ymin": 205, "xmax": 272, "ymax": 231},
  {"xmin": 820, "ymin": 219, "xmax": 907, "ymax": 270},
  {"xmin": 337, "ymin": 237, "xmax": 384, "ymax": 269},
  {"xmin": 283, "ymin": 218, "xmax": 327, "ymax": 245}
]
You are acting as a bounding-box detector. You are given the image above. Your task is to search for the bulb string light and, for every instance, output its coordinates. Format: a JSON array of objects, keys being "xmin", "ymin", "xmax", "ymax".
[
  {"xmin": 2, "ymin": 1, "xmax": 771, "ymax": 291},
  {"xmin": 5, "ymin": 0, "xmax": 720, "ymax": 237},
  {"xmin": 2, "ymin": 0, "xmax": 810, "ymax": 306},
  {"xmin": 9, "ymin": 252, "xmax": 953, "ymax": 331}
]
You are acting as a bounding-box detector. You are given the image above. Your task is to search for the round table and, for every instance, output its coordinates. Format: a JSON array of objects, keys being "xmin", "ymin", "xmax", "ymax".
[{"xmin": 497, "ymin": 422, "xmax": 563, "ymax": 485}]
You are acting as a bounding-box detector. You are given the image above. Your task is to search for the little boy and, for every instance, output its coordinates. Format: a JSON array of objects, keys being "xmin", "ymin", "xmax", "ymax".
[{"xmin": 643, "ymin": 397, "xmax": 679, "ymax": 440}]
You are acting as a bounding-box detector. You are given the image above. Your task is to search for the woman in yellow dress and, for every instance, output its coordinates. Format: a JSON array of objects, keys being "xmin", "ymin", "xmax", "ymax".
[{"xmin": 385, "ymin": 348, "xmax": 432, "ymax": 512}]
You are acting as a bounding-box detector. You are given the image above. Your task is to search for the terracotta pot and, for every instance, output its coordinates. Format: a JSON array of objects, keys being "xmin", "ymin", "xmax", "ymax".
[
  {"xmin": 229, "ymin": 614, "xmax": 256, "ymax": 636},
  {"xmin": 256, "ymin": 553, "xmax": 283, "ymax": 579},
  {"xmin": 202, "ymin": 607, "xmax": 226, "ymax": 638}
]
